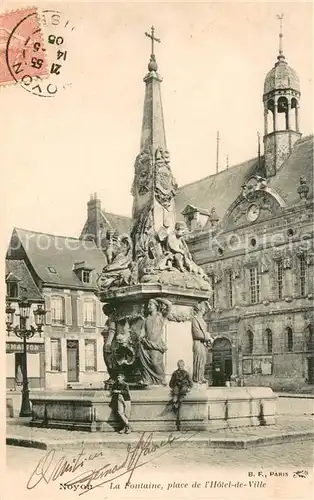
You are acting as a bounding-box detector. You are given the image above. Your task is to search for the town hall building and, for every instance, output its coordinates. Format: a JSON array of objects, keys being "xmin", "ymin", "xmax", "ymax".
[{"xmin": 80, "ymin": 23, "xmax": 313, "ymax": 390}]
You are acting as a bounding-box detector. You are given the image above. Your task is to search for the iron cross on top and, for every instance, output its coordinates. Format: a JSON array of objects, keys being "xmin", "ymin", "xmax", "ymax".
[{"xmin": 145, "ymin": 26, "xmax": 161, "ymax": 55}]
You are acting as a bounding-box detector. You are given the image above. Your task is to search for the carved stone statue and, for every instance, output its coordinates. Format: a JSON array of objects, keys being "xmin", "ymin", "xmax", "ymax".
[
  {"xmin": 101, "ymin": 306, "xmax": 139, "ymax": 386},
  {"xmin": 297, "ymin": 176, "xmax": 309, "ymax": 200},
  {"xmin": 102, "ymin": 229, "xmax": 120, "ymax": 265},
  {"xmin": 166, "ymin": 222, "xmax": 209, "ymax": 279},
  {"xmin": 138, "ymin": 298, "xmax": 171, "ymax": 386},
  {"xmin": 99, "ymin": 146, "xmax": 211, "ymax": 292},
  {"xmin": 191, "ymin": 301, "xmax": 213, "ymax": 384},
  {"xmin": 131, "ymin": 148, "xmax": 153, "ymax": 197},
  {"xmin": 101, "ymin": 310, "xmax": 116, "ymax": 385},
  {"xmin": 98, "ymin": 235, "xmax": 133, "ymax": 290},
  {"xmin": 154, "ymin": 147, "xmax": 178, "ymax": 212}
]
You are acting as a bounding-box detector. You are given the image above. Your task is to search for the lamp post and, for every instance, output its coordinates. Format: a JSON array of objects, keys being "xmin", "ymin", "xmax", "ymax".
[{"xmin": 6, "ymin": 299, "xmax": 46, "ymax": 417}]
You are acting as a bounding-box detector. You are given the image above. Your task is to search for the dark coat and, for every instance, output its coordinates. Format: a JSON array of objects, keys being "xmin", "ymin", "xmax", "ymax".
[
  {"xmin": 109, "ymin": 380, "xmax": 131, "ymax": 410},
  {"xmin": 169, "ymin": 369, "xmax": 193, "ymax": 394}
]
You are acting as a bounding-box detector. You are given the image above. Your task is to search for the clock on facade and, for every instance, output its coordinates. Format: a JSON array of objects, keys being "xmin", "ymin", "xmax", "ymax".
[{"xmin": 247, "ymin": 204, "xmax": 260, "ymax": 222}]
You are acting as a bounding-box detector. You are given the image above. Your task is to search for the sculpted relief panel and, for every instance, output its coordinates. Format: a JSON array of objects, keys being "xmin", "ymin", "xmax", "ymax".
[{"xmin": 98, "ymin": 145, "xmax": 212, "ymax": 293}]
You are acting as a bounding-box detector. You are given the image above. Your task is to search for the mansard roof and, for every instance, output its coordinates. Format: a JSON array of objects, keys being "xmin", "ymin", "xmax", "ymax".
[
  {"xmin": 102, "ymin": 211, "xmax": 132, "ymax": 235},
  {"xmin": 5, "ymin": 259, "xmax": 43, "ymax": 302},
  {"xmin": 175, "ymin": 135, "xmax": 313, "ymax": 222},
  {"xmin": 267, "ymin": 135, "xmax": 313, "ymax": 206},
  {"xmin": 7, "ymin": 228, "xmax": 107, "ymax": 289}
]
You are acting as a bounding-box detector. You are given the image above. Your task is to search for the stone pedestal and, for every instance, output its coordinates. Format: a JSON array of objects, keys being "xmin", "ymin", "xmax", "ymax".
[
  {"xmin": 164, "ymin": 317, "xmax": 193, "ymax": 379},
  {"xmin": 30, "ymin": 386, "xmax": 277, "ymax": 432},
  {"xmin": 99, "ymin": 283, "xmax": 211, "ymax": 385}
]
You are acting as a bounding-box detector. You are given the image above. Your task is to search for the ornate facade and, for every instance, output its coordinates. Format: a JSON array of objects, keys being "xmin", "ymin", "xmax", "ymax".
[{"xmin": 181, "ymin": 31, "xmax": 313, "ymax": 391}]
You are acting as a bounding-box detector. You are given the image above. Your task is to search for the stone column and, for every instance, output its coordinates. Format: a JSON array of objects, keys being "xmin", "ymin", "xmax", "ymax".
[
  {"xmin": 286, "ymin": 102, "xmax": 290, "ymax": 130},
  {"xmin": 295, "ymin": 104, "xmax": 300, "ymax": 133},
  {"xmin": 264, "ymin": 108, "xmax": 268, "ymax": 135},
  {"xmin": 273, "ymin": 106, "xmax": 277, "ymax": 132},
  {"xmin": 231, "ymin": 338, "xmax": 238, "ymax": 378}
]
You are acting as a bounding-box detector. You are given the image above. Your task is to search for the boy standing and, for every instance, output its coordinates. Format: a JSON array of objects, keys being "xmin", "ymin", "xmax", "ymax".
[{"xmin": 110, "ymin": 373, "xmax": 131, "ymax": 434}]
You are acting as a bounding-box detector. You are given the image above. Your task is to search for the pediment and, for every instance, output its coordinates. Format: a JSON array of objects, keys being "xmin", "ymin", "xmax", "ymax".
[{"xmin": 222, "ymin": 189, "xmax": 284, "ymax": 229}]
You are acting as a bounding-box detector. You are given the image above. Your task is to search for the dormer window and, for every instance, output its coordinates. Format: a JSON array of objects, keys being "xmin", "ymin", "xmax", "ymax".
[
  {"xmin": 73, "ymin": 261, "xmax": 94, "ymax": 284},
  {"xmin": 82, "ymin": 270, "xmax": 91, "ymax": 283},
  {"xmin": 181, "ymin": 204, "xmax": 211, "ymax": 231},
  {"xmin": 7, "ymin": 281, "xmax": 19, "ymax": 299},
  {"xmin": 6, "ymin": 273, "xmax": 20, "ymax": 299}
]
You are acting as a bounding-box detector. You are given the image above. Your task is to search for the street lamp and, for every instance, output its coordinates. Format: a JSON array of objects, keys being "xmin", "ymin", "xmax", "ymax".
[{"xmin": 6, "ymin": 298, "xmax": 46, "ymax": 417}]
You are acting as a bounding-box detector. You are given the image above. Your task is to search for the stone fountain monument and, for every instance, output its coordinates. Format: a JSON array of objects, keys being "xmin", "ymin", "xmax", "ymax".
[{"xmin": 30, "ymin": 28, "xmax": 276, "ymax": 432}]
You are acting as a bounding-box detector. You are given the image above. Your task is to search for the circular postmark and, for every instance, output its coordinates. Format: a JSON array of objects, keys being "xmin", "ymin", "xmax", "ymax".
[{"xmin": 6, "ymin": 8, "xmax": 74, "ymax": 97}]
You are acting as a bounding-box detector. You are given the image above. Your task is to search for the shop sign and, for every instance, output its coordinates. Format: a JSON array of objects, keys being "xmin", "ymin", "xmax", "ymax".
[{"xmin": 6, "ymin": 342, "xmax": 44, "ymax": 354}]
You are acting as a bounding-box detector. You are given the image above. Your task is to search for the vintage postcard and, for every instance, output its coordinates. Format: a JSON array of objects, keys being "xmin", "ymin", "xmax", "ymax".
[{"xmin": 2, "ymin": 1, "xmax": 313, "ymax": 500}]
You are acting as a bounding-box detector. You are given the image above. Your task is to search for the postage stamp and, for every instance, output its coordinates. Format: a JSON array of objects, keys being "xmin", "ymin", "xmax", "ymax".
[
  {"xmin": 1, "ymin": 7, "xmax": 74, "ymax": 96},
  {"xmin": 0, "ymin": 7, "xmax": 48, "ymax": 86}
]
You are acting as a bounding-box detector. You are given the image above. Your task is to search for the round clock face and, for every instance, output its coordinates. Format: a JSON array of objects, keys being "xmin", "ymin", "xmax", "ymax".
[{"xmin": 247, "ymin": 204, "xmax": 260, "ymax": 222}]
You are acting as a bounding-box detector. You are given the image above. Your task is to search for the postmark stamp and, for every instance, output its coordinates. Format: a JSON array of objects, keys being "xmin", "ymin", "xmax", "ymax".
[
  {"xmin": 1, "ymin": 7, "xmax": 48, "ymax": 86},
  {"xmin": 1, "ymin": 7, "xmax": 74, "ymax": 96}
]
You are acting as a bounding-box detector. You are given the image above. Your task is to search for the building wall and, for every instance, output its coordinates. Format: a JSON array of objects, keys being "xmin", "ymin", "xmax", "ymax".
[
  {"xmin": 188, "ymin": 200, "xmax": 314, "ymax": 390},
  {"xmin": 43, "ymin": 287, "xmax": 107, "ymax": 390}
]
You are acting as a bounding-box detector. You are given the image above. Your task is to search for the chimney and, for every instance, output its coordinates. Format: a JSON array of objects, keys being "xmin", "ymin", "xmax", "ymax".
[
  {"xmin": 86, "ymin": 193, "xmax": 102, "ymax": 246},
  {"xmin": 87, "ymin": 192, "xmax": 101, "ymax": 222}
]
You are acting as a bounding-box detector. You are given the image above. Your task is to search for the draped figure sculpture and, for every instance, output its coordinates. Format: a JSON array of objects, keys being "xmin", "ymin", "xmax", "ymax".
[
  {"xmin": 98, "ymin": 235, "xmax": 134, "ymax": 290},
  {"xmin": 138, "ymin": 298, "xmax": 171, "ymax": 386},
  {"xmin": 191, "ymin": 301, "xmax": 213, "ymax": 384}
]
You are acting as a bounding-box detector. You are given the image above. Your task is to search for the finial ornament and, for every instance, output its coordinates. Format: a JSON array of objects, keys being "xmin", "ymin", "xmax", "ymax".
[
  {"xmin": 145, "ymin": 26, "xmax": 161, "ymax": 72},
  {"xmin": 276, "ymin": 13, "xmax": 285, "ymax": 61}
]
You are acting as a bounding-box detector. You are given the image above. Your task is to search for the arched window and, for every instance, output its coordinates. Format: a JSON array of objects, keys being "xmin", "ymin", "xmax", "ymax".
[
  {"xmin": 51, "ymin": 296, "xmax": 65, "ymax": 325},
  {"xmin": 286, "ymin": 327, "xmax": 293, "ymax": 352},
  {"xmin": 243, "ymin": 330, "xmax": 254, "ymax": 355},
  {"xmin": 277, "ymin": 96, "xmax": 289, "ymax": 130},
  {"xmin": 291, "ymin": 98, "xmax": 299, "ymax": 131},
  {"xmin": 266, "ymin": 328, "xmax": 273, "ymax": 353}
]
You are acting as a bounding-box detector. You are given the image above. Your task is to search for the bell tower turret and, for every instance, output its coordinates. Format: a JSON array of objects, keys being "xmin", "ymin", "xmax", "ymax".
[{"xmin": 263, "ymin": 14, "xmax": 301, "ymax": 177}]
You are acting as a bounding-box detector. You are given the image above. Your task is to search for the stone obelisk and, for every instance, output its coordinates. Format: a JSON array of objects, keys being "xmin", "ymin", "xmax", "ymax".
[
  {"xmin": 131, "ymin": 27, "xmax": 177, "ymax": 260},
  {"xmin": 99, "ymin": 27, "xmax": 211, "ymax": 384}
]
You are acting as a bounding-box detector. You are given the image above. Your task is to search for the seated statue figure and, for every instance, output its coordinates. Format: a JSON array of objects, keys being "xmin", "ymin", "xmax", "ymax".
[
  {"xmin": 166, "ymin": 222, "xmax": 209, "ymax": 280},
  {"xmin": 99, "ymin": 235, "xmax": 133, "ymax": 290}
]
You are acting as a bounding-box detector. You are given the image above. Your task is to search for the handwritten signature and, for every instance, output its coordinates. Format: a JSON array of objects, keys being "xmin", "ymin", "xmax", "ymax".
[{"xmin": 27, "ymin": 430, "xmax": 197, "ymax": 494}]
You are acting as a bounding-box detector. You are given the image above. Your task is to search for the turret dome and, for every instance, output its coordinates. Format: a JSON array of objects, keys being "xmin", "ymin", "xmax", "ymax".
[{"xmin": 264, "ymin": 57, "xmax": 300, "ymax": 95}]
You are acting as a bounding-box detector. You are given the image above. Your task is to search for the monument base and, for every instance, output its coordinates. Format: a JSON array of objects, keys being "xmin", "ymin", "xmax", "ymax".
[{"xmin": 30, "ymin": 387, "xmax": 277, "ymax": 432}]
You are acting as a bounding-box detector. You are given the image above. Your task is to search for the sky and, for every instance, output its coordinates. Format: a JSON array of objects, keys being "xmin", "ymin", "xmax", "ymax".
[{"xmin": 2, "ymin": 1, "xmax": 313, "ymax": 244}]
